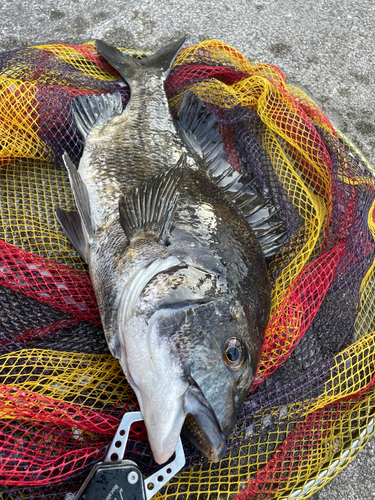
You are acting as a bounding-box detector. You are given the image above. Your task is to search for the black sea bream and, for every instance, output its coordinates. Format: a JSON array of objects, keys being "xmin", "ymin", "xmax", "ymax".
[{"xmin": 56, "ymin": 38, "xmax": 284, "ymax": 464}]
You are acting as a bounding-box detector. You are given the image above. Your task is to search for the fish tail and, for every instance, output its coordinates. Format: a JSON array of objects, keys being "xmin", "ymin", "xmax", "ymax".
[{"xmin": 95, "ymin": 37, "xmax": 186, "ymax": 83}]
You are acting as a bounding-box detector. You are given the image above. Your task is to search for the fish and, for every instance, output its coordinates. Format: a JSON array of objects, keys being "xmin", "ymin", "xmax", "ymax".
[{"xmin": 55, "ymin": 37, "xmax": 284, "ymax": 464}]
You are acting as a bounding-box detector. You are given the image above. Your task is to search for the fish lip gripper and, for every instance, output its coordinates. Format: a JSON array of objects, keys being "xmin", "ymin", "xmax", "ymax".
[{"xmin": 69, "ymin": 411, "xmax": 186, "ymax": 500}]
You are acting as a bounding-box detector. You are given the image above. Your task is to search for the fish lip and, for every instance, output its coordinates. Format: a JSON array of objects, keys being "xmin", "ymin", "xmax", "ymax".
[{"xmin": 183, "ymin": 380, "xmax": 227, "ymax": 462}]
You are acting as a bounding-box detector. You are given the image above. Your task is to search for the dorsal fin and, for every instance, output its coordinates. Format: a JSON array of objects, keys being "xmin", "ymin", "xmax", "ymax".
[
  {"xmin": 95, "ymin": 37, "xmax": 186, "ymax": 83},
  {"xmin": 177, "ymin": 91, "xmax": 286, "ymax": 258}
]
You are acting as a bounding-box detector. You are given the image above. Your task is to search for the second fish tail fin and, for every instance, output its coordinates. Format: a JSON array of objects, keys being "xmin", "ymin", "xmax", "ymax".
[{"xmin": 95, "ymin": 37, "xmax": 186, "ymax": 84}]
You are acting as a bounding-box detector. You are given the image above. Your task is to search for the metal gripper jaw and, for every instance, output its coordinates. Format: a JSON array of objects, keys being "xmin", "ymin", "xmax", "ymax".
[{"xmin": 68, "ymin": 412, "xmax": 186, "ymax": 500}]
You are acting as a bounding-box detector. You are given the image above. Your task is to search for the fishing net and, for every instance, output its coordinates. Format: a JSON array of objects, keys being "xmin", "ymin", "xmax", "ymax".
[{"xmin": 0, "ymin": 40, "xmax": 374, "ymax": 499}]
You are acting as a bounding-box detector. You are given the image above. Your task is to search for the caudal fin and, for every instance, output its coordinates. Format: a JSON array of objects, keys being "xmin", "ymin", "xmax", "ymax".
[{"xmin": 95, "ymin": 37, "xmax": 186, "ymax": 82}]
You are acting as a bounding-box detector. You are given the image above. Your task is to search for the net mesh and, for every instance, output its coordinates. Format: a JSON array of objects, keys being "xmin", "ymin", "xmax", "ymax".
[{"xmin": 0, "ymin": 39, "xmax": 374, "ymax": 499}]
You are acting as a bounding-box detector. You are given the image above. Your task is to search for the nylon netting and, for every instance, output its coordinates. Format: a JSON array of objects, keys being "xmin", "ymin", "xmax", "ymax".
[{"xmin": 0, "ymin": 39, "xmax": 374, "ymax": 500}]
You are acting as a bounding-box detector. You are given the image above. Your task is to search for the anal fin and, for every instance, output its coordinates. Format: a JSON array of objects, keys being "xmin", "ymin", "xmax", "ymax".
[
  {"xmin": 55, "ymin": 208, "xmax": 89, "ymax": 262},
  {"xmin": 72, "ymin": 92, "xmax": 123, "ymax": 141}
]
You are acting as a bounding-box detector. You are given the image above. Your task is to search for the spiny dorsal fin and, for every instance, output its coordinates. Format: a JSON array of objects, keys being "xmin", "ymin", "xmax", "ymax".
[
  {"xmin": 119, "ymin": 155, "xmax": 186, "ymax": 243},
  {"xmin": 72, "ymin": 92, "xmax": 123, "ymax": 141},
  {"xmin": 62, "ymin": 152, "xmax": 94, "ymax": 241},
  {"xmin": 177, "ymin": 91, "xmax": 286, "ymax": 258},
  {"xmin": 95, "ymin": 37, "xmax": 186, "ymax": 82}
]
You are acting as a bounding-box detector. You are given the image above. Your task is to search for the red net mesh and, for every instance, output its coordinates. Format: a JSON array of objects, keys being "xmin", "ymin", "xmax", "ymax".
[{"xmin": 0, "ymin": 242, "xmax": 100, "ymax": 323}]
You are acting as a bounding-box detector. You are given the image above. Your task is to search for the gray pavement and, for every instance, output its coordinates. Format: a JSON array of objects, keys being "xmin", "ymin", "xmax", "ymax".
[{"xmin": 0, "ymin": 0, "xmax": 374, "ymax": 498}]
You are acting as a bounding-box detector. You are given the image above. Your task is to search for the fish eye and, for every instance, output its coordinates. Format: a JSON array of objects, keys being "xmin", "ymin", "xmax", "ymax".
[{"xmin": 223, "ymin": 338, "xmax": 246, "ymax": 370}]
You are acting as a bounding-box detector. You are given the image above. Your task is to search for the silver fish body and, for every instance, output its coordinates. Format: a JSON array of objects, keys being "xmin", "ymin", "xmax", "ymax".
[{"xmin": 57, "ymin": 39, "xmax": 271, "ymax": 464}]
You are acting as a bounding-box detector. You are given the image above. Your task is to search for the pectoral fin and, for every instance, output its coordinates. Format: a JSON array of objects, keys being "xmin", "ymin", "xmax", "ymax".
[{"xmin": 119, "ymin": 155, "xmax": 186, "ymax": 243}]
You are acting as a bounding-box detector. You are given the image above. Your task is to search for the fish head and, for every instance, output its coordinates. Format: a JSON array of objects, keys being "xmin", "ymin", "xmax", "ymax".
[
  {"xmin": 173, "ymin": 297, "xmax": 263, "ymax": 462},
  {"xmin": 117, "ymin": 261, "xmax": 266, "ymax": 464}
]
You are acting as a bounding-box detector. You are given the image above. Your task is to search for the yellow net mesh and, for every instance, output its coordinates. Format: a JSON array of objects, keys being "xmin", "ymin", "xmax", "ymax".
[{"xmin": 0, "ymin": 159, "xmax": 86, "ymax": 270}]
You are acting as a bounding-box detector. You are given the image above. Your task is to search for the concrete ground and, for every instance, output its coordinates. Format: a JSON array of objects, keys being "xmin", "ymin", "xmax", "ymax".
[{"xmin": 0, "ymin": 0, "xmax": 374, "ymax": 498}]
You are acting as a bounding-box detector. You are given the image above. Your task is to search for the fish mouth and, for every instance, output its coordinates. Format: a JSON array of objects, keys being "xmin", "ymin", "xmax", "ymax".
[
  {"xmin": 130, "ymin": 376, "xmax": 227, "ymax": 465},
  {"xmin": 182, "ymin": 383, "xmax": 227, "ymax": 462}
]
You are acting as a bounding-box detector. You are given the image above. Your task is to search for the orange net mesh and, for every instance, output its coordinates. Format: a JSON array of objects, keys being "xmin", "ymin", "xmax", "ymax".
[{"xmin": 0, "ymin": 39, "xmax": 374, "ymax": 500}]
